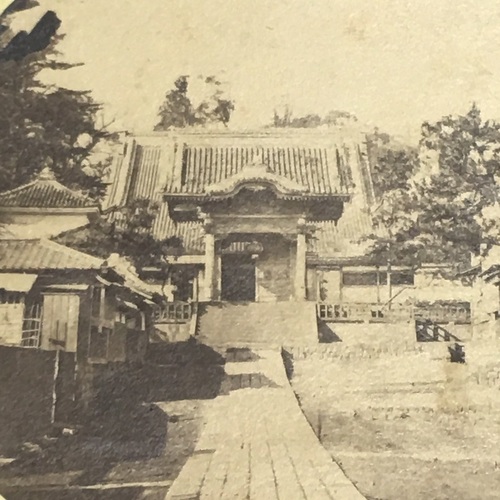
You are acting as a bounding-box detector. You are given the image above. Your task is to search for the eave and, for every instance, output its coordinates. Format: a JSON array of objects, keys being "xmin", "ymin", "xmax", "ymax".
[
  {"xmin": 0, "ymin": 206, "xmax": 100, "ymax": 216},
  {"xmin": 163, "ymin": 192, "xmax": 351, "ymax": 202}
]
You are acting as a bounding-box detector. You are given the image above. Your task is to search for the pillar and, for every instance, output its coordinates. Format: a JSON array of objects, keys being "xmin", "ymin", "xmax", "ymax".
[
  {"xmin": 204, "ymin": 232, "xmax": 216, "ymax": 301},
  {"xmin": 295, "ymin": 231, "xmax": 307, "ymax": 300}
]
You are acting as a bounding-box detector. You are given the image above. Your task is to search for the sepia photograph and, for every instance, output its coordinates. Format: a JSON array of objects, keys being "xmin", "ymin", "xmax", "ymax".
[{"xmin": 0, "ymin": 1, "xmax": 499, "ymax": 498}]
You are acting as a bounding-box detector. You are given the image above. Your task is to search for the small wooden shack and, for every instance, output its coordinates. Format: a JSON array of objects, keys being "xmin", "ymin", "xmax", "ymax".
[{"xmin": 0, "ymin": 239, "xmax": 156, "ymax": 364}]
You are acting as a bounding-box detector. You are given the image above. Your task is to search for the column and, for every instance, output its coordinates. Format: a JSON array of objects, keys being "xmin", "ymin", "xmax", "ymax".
[
  {"xmin": 204, "ymin": 232, "xmax": 216, "ymax": 301},
  {"xmin": 294, "ymin": 231, "xmax": 307, "ymax": 300}
]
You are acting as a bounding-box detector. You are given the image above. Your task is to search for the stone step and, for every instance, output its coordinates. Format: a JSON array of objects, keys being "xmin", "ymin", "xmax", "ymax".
[{"xmin": 198, "ymin": 301, "xmax": 318, "ymax": 346}]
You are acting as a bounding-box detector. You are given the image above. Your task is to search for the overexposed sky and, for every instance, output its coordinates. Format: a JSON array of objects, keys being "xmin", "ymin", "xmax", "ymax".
[{"xmin": 4, "ymin": 0, "xmax": 500, "ymax": 143}]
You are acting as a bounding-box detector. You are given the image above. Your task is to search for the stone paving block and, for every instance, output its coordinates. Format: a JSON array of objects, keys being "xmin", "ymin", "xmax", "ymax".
[
  {"xmin": 268, "ymin": 441, "xmax": 307, "ymax": 499},
  {"xmin": 220, "ymin": 441, "xmax": 250, "ymax": 500},
  {"xmin": 164, "ymin": 450, "xmax": 213, "ymax": 500},
  {"xmin": 249, "ymin": 437, "xmax": 279, "ymax": 500},
  {"xmin": 286, "ymin": 444, "xmax": 333, "ymax": 500},
  {"xmin": 199, "ymin": 449, "xmax": 230, "ymax": 499},
  {"xmin": 241, "ymin": 373, "xmax": 251, "ymax": 389},
  {"xmin": 165, "ymin": 348, "xmax": 365, "ymax": 500}
]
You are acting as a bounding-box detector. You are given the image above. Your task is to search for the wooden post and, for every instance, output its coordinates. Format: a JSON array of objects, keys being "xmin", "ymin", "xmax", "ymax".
[
  {"xmin": 387, "ymin": 260, "xmax": 392, "ymax": 310},
  {"xmin": 376, "ymin": 266, "xmax": 381, "ymax": 304},
  {"xmin": 51, "ymin": 348, "xmax": 60, "ymax": 424},
  {"xmin": 192, "ymin": 275, "xmax": 199, "ymax": 302},
  {"xmin": 204, "ymin": 232, "xmax": 216, "ymax": 301},
  {"xmin": 295, "ymin": 231, "xmax": 307, "ymax": 300}
]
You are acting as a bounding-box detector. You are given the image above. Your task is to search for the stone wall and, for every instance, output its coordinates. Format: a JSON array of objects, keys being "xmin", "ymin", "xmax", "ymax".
[
  {"xmin": 319, "ymin": 321, "xmax": 416, "ymax": 345},
  {"xmin": 284, "ymin": 341, "xmax": 437, "ymax": 364}
]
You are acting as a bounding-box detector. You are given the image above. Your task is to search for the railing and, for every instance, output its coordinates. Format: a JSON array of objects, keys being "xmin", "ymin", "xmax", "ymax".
[
  {"xmin": 414, "ymin": 304, "xmax": 471, "ymax": 324},
  {"xmin": 316, "ymin": 303, "xmax": 413, "ymax": 323},
  {"xmin": 415, "ymin": 320, "xmax": 463, "ymax": 342},
  {"xmin": 154, "ymin": 302, "xmax": 193, "ymax": 323},
  {"xmin": 317, "ymin": 302, "xmax": 471, "ymax": 324}
]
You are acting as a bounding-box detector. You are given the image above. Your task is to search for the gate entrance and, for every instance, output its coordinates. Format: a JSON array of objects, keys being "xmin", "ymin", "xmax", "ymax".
[{"xmin": 221, "ymin": 254, "xmax": 256, "ymax": 302}]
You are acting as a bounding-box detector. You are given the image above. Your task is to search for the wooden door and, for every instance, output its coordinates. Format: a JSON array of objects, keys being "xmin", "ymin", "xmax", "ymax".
[
  {"xmin": 221, "ymin": 255, "xmax": 256, "ymax": 302},
  {"xmin": 41, "ymin": 294, "xmax": 80, "ymax": 352}
]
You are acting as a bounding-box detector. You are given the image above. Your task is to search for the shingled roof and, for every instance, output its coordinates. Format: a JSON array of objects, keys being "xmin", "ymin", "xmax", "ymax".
[{"xmin": 0, "ymin": 168, "xmax": 98, "ymax": 210}]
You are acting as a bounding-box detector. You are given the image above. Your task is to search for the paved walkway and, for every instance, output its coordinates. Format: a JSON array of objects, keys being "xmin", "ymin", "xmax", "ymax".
[{"xmin": 165, "ymin": 349, "xmax": 365, "ymax": 499}]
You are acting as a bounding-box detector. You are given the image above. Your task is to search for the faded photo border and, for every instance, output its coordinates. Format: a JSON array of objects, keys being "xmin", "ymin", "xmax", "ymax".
[{"xmin": 0, "ymin": 2, "xmax": 500, "ymax": 499}]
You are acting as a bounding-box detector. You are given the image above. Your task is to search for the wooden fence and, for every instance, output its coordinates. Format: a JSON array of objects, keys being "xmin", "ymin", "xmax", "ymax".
[
  {"xmin": 154, "ymin": 302, "xmax": 194, "ymax": 323},
  {"xmin": 317, "ymin": 302, "xmax": 471, "ymax": 324},
  {"xmin": 0, "ymin": 346, "xmax": 76, "ymax": 453}
]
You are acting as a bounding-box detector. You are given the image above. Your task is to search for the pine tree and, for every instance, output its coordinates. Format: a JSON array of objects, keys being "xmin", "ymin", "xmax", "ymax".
[{"xmin": 0, "ymin": 4, "xmax": 113, "ymax": 199}]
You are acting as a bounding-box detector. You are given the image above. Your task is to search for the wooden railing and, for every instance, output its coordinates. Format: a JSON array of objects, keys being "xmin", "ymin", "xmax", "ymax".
[
  {"xmin": 414, "ymin": 304, "xmax": 471, "ymax": 324},
  {"xmin": 317, "ymin": 302, "xmax": 471, "ymax": 324},
  {"xmin": 154, "ymin": 302, "xmax": 193, "ymax": 323},
  {"xmin": 316, "ymin": 303, "xmax": 413, "ymax": 323},
  {"xmin": 415, "ymin": 320, "xmax": 463, "ymax": 342}
]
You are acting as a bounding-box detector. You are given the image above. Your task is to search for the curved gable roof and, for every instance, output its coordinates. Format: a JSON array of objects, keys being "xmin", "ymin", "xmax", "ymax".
[
  {"xmin": 106, "ymin": 129, "xmax": 375, "ymax": 207},
  {"xmin": 104, "ymin": 129, "xmax": 376, "ymax": 258}
]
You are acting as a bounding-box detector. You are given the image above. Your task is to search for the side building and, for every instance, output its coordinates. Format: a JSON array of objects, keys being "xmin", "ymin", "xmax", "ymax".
[{"xmin": 0, "ymin": 238, "xmax": 154, "ymax": 364}]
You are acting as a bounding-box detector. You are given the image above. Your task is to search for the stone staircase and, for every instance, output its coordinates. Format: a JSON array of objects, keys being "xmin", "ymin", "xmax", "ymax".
[{"xmin": 196, "ymin": 301, "xmax": 318, "ymax": 347}]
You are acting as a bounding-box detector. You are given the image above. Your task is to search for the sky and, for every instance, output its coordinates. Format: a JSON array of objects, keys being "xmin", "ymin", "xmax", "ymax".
[{"xmin": 4, "ymin": 0, "xmax": 500, "ymax": 144}]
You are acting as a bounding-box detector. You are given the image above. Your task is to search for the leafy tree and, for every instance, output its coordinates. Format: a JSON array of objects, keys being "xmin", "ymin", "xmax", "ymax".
[
  {"xmin": 155, "ymin": 75, "xmax": 234, "ymax": 130},
  {"xmin": 0, "ymin": 4, "xmax": 113, "ymax": 199},
  {"xmin": 367, "ymin": 105, "xmax": 500, "ymax": 271},
  {"xmin": 57, "ymin": 200, "xmax": 186, "ymax": 302},
  {"xmin": 56, "ymin": 199, "xmax": 184, "ymax": 271},
  {"xmin": 366, "ymin": 129, "xmax": 419, "ymax": 197}
]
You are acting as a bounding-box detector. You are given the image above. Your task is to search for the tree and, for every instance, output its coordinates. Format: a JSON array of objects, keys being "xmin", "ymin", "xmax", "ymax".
[
  {"xmin": 155, "ymin": 75, "xmax": 234, "ymax": 130},
  {"xmin": 271, "ymin": 106, "xmax": 357, "ymax": 128},
  {"xmin": 367, "ymin": 105, "xmax": 500, "ymax": 271},
  {"xmin": 57, "ymin": 199, "xmax": 185, "ymax": 301},
  {"xmin": 0, "ymin": 4, "xmax": 114, "ymax": 199},
  {"xmin": 366, "ymin": 129, "xmax": 419, "ymax": 197},
  {"xmin": 56, "ymin": 199, "xmax": 184, "ymax": 270}
]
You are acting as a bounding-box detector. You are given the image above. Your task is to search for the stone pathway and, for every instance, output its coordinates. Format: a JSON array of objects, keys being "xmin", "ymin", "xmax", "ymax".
[{"xmin": 165, "ymin": 349, "xmax": 364, "ymax": 499}]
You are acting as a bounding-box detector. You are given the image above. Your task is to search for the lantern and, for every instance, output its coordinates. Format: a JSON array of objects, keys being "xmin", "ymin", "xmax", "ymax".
[{"xmin": 246, "ymin": 241, "xmax": 264, "ymax": 258}]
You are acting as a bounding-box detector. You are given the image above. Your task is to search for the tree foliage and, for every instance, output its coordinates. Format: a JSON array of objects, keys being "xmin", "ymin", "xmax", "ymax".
[
  {"xmin": 56, "ymin": 199, "xmax": 184, "ymax": 271},
  {"xmin": 0, "ymin": 6, "xmax": 113, "ymax": 199},
  {"xmin": 272, "ymin": 106, "xmax": 358, "ymax": 128},
  {"xmin": 366, "ymin": 129, "xmax": 419, "ymax": 197},
  {"xmin": 155, "ymin": 75, "xmax": 234, "ymax": 130},
  {"xmin": 368, "ymin": 105, "xmax": 500, "ymax": 270}
]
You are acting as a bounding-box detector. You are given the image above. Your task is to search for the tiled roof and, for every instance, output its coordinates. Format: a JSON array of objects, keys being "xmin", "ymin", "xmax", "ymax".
[
  {"xmin": 107, "ymin": 206, "xmax": 205, "ymax": 254},
  {"xmin": 310, "ymin": 203, "xmax": 375, "ymax": 257},
  {"xmin": 104, "ymin": 130, "xmax": 377, "ymax": 259},
  {"xmin": 0, "ymin": 239, "xmax": 103, "ymax": 271},
  {"xmin": 128, "ymin": 145, "xmax": 164, "ymax": 201},
  {"xmin": 168, "ymin": 145, "xmax": 353, "ymax": 195},
  {"xmin": 105, "ymin": 140, "xmax": 206, "ymax": 253},
  {"xmin": 0, "ymin": 169, "xmax": 98, "ymax": 209}
]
